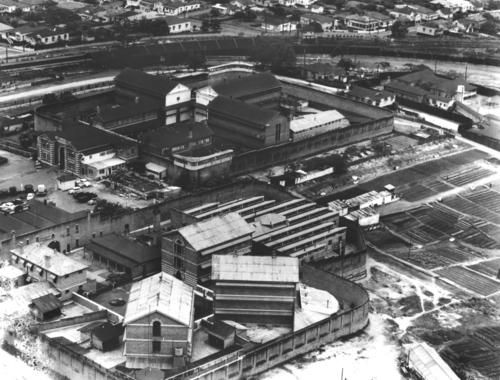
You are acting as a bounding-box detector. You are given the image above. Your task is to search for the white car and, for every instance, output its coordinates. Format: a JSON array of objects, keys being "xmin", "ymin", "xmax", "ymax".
[
  {"xmin": 81, "ymin": 180, "xmax": 92, "ymax": 188},
  {"xmin": 1, "ymin": 202, "xmax": 15, "ymax": 213},
  {"xmin": 68, "ymin": 187, "xmax": 81, "ymax": 194},
  {"xmin": 26, "ymin": 193, "xmax": 35, "ymax": 201}
]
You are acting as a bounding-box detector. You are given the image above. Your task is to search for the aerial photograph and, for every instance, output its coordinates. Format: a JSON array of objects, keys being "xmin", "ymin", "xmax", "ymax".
[{"xmin": 0, "ymin": 0, "xmax": 499, "ymax": 378}]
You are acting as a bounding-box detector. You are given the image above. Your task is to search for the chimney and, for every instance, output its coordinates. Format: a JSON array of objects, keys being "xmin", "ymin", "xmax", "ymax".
[
  {"xmin": 44, "ymin": 254, "xmax": 51, "ymax": 269},
  {"xmin": 135, "ymin": 96, "xmax": 140, "ymax": 104}
]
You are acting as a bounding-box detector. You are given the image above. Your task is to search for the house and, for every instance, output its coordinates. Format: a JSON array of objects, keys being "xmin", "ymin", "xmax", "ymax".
[
  {"xmin": 56, "ymin": 173, "xmax": 79, "ymax": 191},
  {"xmin": 295, "ymin": 0, "xmax": 318, "ymax": 7},
  {"xmin": 301, "ymin": 62, "xmax": 346, "ymax": 82},
  {"xmin": 261, "ymin": 17, "xmax": 297, "ymax": 32},
  {"xmin": 0, "ymin": 0, "xmax": 18, "ymax": 13},
  {"xmin": 30, "ymin": 28, "xmax": 69, "ymax": 47},
  {"xmin": 0, "ymin": 264, "xmax": 25, "ymax": 288},
  {"xmin": 393, "ymin": 4, "xmax": 438, "ymax": 21},
  {"xmin": 344, "ymin": 12, "xmax": 393, "ymax": 31},
  {"xmin": 165, "ymin": 16, "xmax": 192, "ymax": 33},
  {"xmin": 431, "ymin": 0, "xmax": 476, "ymax": 13},
  {"xmin": 115, "ymin": 69, "xmax": 192, "ymax": 125},
  {"xmin": 212, "ymin": 72, "xmax": 282, "ymax": 109},
  {"xmin": 145, "ymin": 162, "xmax": 167, "ymax": 179},
  {"xmin": 230, "ymin": 0, "xmax": 253, "ymax": 9},
  {"xmin": 212, "ymin": 3, "xmax": 235, "ymax": 15},
  {"xmin": 37, "ymin": 123, "xmax": 138, "ymax": 179},
  {"xmin": 346, "ymin": 85, "xmax": 396, "ymax": 107},
  {"xmin": 123, "ymin": 272, "xmax": 195, "ymax": 370},
  {"xmin": 157, "ymin": 1, "xmax": 200, "ymax": 15},
  {"xmin": 212, "ymin": 254, "xmax": 299, "ymax": 327},
  {"xmin": 208, "ymin": 96, "xmax": 290, "ymax": 149},
  {"xmin": 85, "ymin": 234, "xmax": 161, "ymax": 280},
  {"xmin": 10, "ymin": 242, "xmax": 89, "ymax": 300},
  {"xmin": 310, "ymin": 4, "xmax": 324, "ymax": 13},
  {"xmin": 416, "ymin": 22, "xmax": 443, "ymax": 36},
  {"xmin": 390, "ymin": 7, "xmax": 421, "ymax": 22},
  {"xmin": 0, "ymin": 115, "xmax": 23, "ymax": 135},
  {"xmin": 88, "ymin": 322, "xmax": 123, "ymax": 352},
  {"xmin": 290, "ymin": 110, "xmax": 350, "ymax": 141},
  {"xmin": 29, "ymin": 293, "xmax": 62, "ymax": 321},
  {"xmin": 437, "ymin": 7, "xmax": 455, "ymax": 19},
  {"xmin": 453, "ymin": 17, "xmax": 482, "ymax": 33},
  {"xmin": 161, "ymin": 212, "xmax": 254, "ymax": 285},
  {"xmin": 202, "ymin": 320, "xmax": 236, "ymax": 349}
]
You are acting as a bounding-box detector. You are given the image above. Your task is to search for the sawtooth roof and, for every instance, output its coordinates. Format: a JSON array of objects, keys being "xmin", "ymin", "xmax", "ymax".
[{"xmin": 213, "ymin": 72, "xmax": 281, "ymax": 100}]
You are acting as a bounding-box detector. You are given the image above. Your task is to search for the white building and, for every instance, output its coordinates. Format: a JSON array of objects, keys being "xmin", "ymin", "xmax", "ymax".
[
  {"xmin": 10, "ymin": 243, "xmax": 89, "ymax": 300},
  {"xmin": 290, "ymin": 110, "xmax": 350, "ymax": 141}
]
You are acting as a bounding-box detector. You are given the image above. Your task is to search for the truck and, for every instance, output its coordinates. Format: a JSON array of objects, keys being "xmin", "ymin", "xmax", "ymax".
[{"xmin": 36, "ymin": 184, "xmax": 47, "ymax": 196}]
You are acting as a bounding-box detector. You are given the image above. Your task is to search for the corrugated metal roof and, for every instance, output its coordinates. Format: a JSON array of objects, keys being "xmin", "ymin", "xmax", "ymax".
[
  {"xmin": 31, "ymin": 293, "xmax": 62, "ymax": 314},
  {"xmin": 124, "ymin": 272, "xmax": 194, "ymax": 326},
  {"xmin": 179, "ymin": 212, "xmax": 254, "ymax": 252},
  {"xmin": 212, "ymin": 255, "xmax": 299, "ymax": 283},
  {"xmin": 408, "ymin": 343, "xmax": 460, "ymax": 380}
]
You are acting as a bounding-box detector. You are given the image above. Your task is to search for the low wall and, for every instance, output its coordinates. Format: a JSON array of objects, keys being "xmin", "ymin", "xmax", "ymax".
[
  {"xmin": 36, "ymin": 310, "xmax": 107, "ymax": 333},
  {"xmin": 165, "ymin": 265, "xmax": 370, "ymax": 380},
  {"xmin": 72, "ymin": 292, "xmax": 123, "ymax": 324}
]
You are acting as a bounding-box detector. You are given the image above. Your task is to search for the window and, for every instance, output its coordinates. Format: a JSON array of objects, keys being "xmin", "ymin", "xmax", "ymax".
[
  {"xmin": 75, "ymin": 224, "xmax": 79, "ymax": 234},
  {"xmin": 152, "ymin": 341, "xmax": 161, "ymax": 353},
  {"xmin": 152, "ymin": 321, "xmax": 161, "ymax": 337},
  {"xmin": 275, "ymin": 123, "xmax": 281, "ymax": 142},
  {"xmin": 66, "ymin": 227, "xmax": 70, "ymax": 236}
]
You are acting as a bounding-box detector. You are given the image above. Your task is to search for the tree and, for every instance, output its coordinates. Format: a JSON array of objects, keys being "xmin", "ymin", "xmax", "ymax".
[
  {"xmin": 330, "ymin": 154, "xmax": 348, "ymax": 174},
  {"xmin": 337, "ymin": 57, "xmax": 356, "ymax": 71},
  {"xmin": 186, "ymin": 50, "xmax": 206, "ymax": 70},
  {"xmin": 480, "ymin": 20, "xmax": 498, "ymax": 35},
  {"xmin": 310, "ymin": 22, "xmax": 323, "ymax": 33},
  {"xmin": 201, "ymin": 19, "xmax": 210, "ymax": 32},
  {"xmin": 250, "ymin": 40, "xmax": 296, "ymax": 70},
  {"xmin": 391, "ymin": 20, "xmax": 408, "ymax": 38},
  {"xmin": 210, "ymin": 18, "xmax": 221, "ymax": 32}
]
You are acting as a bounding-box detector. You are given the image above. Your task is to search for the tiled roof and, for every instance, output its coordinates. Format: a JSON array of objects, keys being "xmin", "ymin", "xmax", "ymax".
[
  {"xmin": 208, "ymin": 96, "xmax": 281, "ymax": 125},
  {"xmin": 211, "ymin": 254, "xmax": 299, "ymax": 283},
  {"xmin": 124, "ymin": 272, "xmax": 194, "ymax": 326},
  {"xmin": 213, "ymin": 72, "xmax": 281, "ymax": 100},
  {"xmin": 349, "ymin": 85, "xmax": 393, "ymax": 101},
  {"xmin": 30, "ymin": 293, "xmax": 62, "ymax": 314},
  {"xmin": 11, "ymin": 243, "xmax": 89, "ymax": 277},
  {"xmin": 115, "ymin": 68, "xmax": 181, "ymax": 97},
  {"xmin": 178, "ymin": 212, "xmax": 253, "ymax": 252}
]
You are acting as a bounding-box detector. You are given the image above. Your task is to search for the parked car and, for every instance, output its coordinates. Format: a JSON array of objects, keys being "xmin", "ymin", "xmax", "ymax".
[
  {"xmin": 26, "ymin": 193, "xmax": 35, "ymax": 201},
  {"xmin": 87, "ymin": 199, "xmax": 97, "ymax": 205},
  {"xmin": 68, "ymin": 187, "xmax": 81, "ymax": 194}
]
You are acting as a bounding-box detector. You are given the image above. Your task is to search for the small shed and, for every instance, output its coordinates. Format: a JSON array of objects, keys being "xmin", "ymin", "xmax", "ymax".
[
  {"xmin": 90, "ymin": 322, "xmax": 123, "ymax": 352},
  {"xmin": 0, "ymin": 264, "xmax": 25, "ymax": 288},
  {"xmin": 203, "ymin": 320, "xmax": 236, "ymax": 349},
  {"xmin": 145, "ymin": 162, "xmax": 167, "ymax": 180},
  {"xmin": 57, "ymin": 173, "xmax": 78, "ymax": 191},
  {"xmin": 29, "ymin": 293, "xmax": 62, "ymax": 321}
]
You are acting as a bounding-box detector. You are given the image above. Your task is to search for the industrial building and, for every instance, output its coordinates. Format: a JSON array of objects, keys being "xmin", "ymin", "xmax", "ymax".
[
  {"xmin": 162, "ymin": 212, "xmax": 254, "ymax": 286},
  {"xmin": 212, "ymin": 255, "xmax": 299, "ymax": 327},
  {"xmin": 123, "ymin": 272, "xmax": 195, "ymax": 370},
  {"xmin": 289, "ymin": 110, "xmax": 350, "ymax": 141}
]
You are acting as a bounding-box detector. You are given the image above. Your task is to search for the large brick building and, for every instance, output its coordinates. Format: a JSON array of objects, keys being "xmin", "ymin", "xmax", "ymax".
[
  {"xmin": 212, "ymin": 255, "xmax": 299, "ymax": 327},
  {"xmin": 123, "ymin": 272, "xmax": 195, "ymax": 370},
  {"xmin": 162, "ymin": 212, "xmax": 254, "ymax": 286}
]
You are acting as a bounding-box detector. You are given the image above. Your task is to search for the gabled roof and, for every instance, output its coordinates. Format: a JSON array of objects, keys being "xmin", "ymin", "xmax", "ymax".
[
  {"xmin": 124, "ymin": 272, "xmax": 194, "ymax": 326},
  {"xmin": 115, "ymin": 68, "xmax": 182, "ymax": 98},
  {"xmin": 141, "ymin": 121, "xmax": 214, "ymax": 150},
  {"xmin": 213, "ymin": 72, "xmax": 281, "ymax": 100},
  {"xmin": 212, "ymin": 254, "xmax": 300, "ymax": 283},
  {"xmin": 30, "ymin": 293, "xmax": 62, "ymax": 314},
  {"xmin": 43, "ymin": 123, "xmax": 127, "ymax": 154},
  {"xmin": 349, "ymin": 85, "xmax": 393, "ymax": 101},
  {"xmin": 178, "ymin": 212, "xmax": 253, "ymax": 252},
  {"xmin": 209, "ymin": 96, "xmax": 281, "ymax": 125}
]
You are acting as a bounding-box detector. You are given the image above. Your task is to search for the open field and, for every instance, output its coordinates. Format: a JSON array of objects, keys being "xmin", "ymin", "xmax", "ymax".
[
  {"xmin": 468, "ymin": 258, "xmax": 500, "ymax": 279},
  {"xmin": 435, "ymin": 266, "xmax": 500, "ymax": 297},
  {"xmin": 441, "ymin": 164, "xmax": 496, "ymax": 187}
]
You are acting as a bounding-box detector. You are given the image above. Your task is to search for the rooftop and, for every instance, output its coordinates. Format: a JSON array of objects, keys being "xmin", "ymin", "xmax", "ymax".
[
  {"xmin": 213, "ymin": 72, "xmax": 281, "ymax": 100},
  {"xmin": 290, "ymin": 110, "xmax": 348, "ymax": 133},
  {"xmin": 42, "ymin": 123, "xmax": 128, "ymax": 154},
  {"xmin": 10, "ymin": 242, "xmax": 89, "ymax": 277},
  {"xmin": 212, "ymin": 254, "xmax": 300, "ymax": 283},
  {"xmin": 0, "ymin": 264, "xmax": 24, "ymax": 280},
  {"xmin": 348, "ymin": 85, "xmax": 394, "ymax": 102},
  {"xmin": 86, "ymin": 233, "xmax": 160, "ymax": 265},
  {"xmin": 209, "ymin": 96, "xmax": 282, "ymax": 125},
  {"xmin": 177, "ymin": 212, "xmax": 254, "ymax": 252},
  {"xmin": 124, "ymin": 272, "xmax": 194, "ymax": 326},
  {"xmin": 30, "ymin": 293, "xmax": 62, "ymax": 314},
  {"xmin": 141, "ymin": 121, "xmax": 214, "ymax": 150},
  {"xmin": 115, "ymin": 68, "xmax": 182, "ymax": 98}
]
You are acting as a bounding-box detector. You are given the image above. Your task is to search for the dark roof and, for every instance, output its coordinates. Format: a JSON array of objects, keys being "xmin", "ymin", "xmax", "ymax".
[
  {"xmin": 96, "ymin": 99, "xmax": 158, "ymax": 123},
  {"xmin": 209, "ymin": 96, "xmax": 281, "ymax": 125},
  {"xmin": 43, "ymin": 123, "xmax": 127, "ymax": 153},
  {"xmin": 141, "ymin": 121, "xmax": 214, "ymax": 150},
  {"xmin": 30, "ymin": 293, "xmax": 62, "ymax": 314},
  {"xmin": 78, "ymin": 320, "xmax": 106, "ymax": 334},
  {"xmin": 115, "ymin": 68, "xmax": 180, "ymax": 98},
  {"xmin": 349, "ymin": 85, "xmax": 393, "ymax": 101},
  {"xmin": 57, "ymin": 173, "xmax": 78, "ymax": 183},
  {"xmin": 213, "ymin": 73, "xmax": 281, "ymax": 100},
  {"xmin": 385, "ymin": 81, "xmax": 429, "ymax": 97},
  {"xmin": 205, "ymin": 320, "xmax": 235, "ymax": 339},
  {"xmin": 395, "ymin": 69, "xmax": 476, "ymax": 94},
  {"xmin": 86, "ymin": 233, "xmax": 160, "ymax": 265},
  {"xmin": 91, "ymin": 322, "xmax": 123, "ymax": 342}
]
